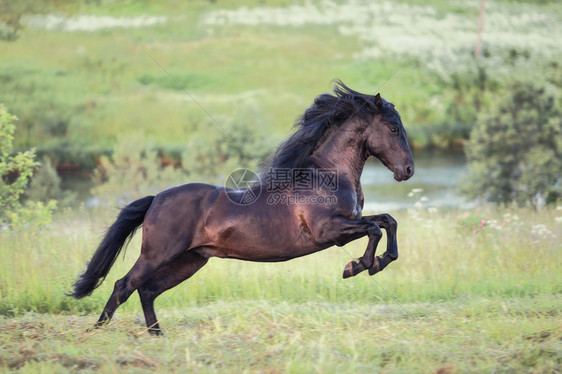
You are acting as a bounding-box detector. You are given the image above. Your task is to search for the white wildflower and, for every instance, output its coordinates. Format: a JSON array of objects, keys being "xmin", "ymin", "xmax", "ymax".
[
  {"xmin": 530, "ymin": 224, "xmax": 556, "ymax": 240},
  {"xmin": 201, "ymin": 0, "xmax": 562, "ymax": 78},
  {"xmin": 23, "ymin": 14, "xmax": 168, "ymax": 32}
]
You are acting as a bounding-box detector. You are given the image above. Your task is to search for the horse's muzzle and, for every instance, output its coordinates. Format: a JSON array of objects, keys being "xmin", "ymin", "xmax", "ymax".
[{"xmin": 394, "ymin": 165, "xmax": 414, "ymax": 181}]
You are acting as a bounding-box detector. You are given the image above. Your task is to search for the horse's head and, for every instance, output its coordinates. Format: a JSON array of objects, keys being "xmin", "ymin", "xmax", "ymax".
[
  {"xmin": 365, "ymin": 94, "xmax": 414, "ymax": 181},
  {"xmin": 269, "ymin": 81, "xmax": 414, "ymax": 182}
]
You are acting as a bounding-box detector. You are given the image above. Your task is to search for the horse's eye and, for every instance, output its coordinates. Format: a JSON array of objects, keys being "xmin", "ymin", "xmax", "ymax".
[{"xmin": 391, "ymin": 127, "xmax": 399, "ymax": 133}]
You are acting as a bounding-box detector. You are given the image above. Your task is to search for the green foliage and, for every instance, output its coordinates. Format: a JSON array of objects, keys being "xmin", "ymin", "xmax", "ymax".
[
  {"xmin": 460, "ymin": 81, "xmax": 562, "ymax": 208},
  {"xmin": 3, "ymin": 199, "xmax": 57, "ymax": 228},
  {"xmin": 0, "ymin": 105, "xmax": 35, "ymax": 206},
  {"xmin": 0, "ymin": 104, "xmax": 56, "ymax": 228},
  {"xmin": 182, "ymin": 104, "xmax": 273, "ymax": 181},
  {"xmin": 25, "ymin": 156, "xmax": 76, "ymax": 206},
  {"xmin": 91, "ymin": 132, "xmax": 186, "ymax": 204},
  {"xmin": 138, "ymin": 72, "xmax": 213, "ymax": 91},
  {"xmin": 25, "ymin": 156, "xmax": 60, "ymax": 203},
  {"xmin": 444, "ymin": 66, "xmax": 499, "ymax": 127},
  {"xmin": 92, "ymin": 105, "xmax": 272, "ymax": 203}
]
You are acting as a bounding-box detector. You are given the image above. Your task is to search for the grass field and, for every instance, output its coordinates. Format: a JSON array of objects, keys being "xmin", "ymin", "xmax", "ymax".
[
  {"xmin": 1, "ymin": 0, "xmax": 561, "ymax": 372},
  {"xmin": 1, "ymin": 296, "xmax": 560, "ymax": 373},
  {"xmin": 1, "ymin": 205, "xmax": 560, "ymax": 372}
]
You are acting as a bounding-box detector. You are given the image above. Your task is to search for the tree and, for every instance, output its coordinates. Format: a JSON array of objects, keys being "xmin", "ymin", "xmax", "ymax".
[
  {"xmin": 0, "ymin": 104, "xmax": 56, "ymax": 227},
  {"xmin": 460, "ymin": 81, "xmax": 562, "ymax": 208}
]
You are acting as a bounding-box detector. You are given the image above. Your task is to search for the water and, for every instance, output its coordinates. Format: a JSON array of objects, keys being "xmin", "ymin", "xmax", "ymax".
[
  {"xmin": 61, "ymin": 149, "xmax": 469, "ymax": 210},
  {"xmin": 361, "ymin": 149, "xmax": 469, "ymax": 212}
]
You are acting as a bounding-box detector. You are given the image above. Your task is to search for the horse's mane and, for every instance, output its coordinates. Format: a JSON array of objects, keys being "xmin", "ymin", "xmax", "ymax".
[{"xmin": 262, "ymin": 80, "xmax": 381, "ymax": 171}]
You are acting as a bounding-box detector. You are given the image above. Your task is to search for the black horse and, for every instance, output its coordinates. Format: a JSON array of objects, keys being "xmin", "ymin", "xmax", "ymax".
[{"xmin": 69, "ymin": 81, "xmax": 414, "ymax": 335}]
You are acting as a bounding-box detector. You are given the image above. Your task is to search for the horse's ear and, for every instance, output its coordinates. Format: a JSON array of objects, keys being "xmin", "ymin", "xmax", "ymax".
[{"xmin": 374, "ymin": 93, "xmax": 382, "ymax": 108}]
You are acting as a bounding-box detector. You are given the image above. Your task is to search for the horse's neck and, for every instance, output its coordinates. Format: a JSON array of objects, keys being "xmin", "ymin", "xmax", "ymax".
[{"xmin": 309, "ymin": 119, "xmax": 368, "ymax": 188}]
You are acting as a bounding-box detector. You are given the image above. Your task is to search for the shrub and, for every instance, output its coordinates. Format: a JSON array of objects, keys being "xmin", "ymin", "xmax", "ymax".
[
  {"xmin": 91, "ymin": 132, "xmax": 186, "ymax": 205},
  {"xmin": 0, "ymin": 104, "xmax": 56, "ymax": 228},
  {"xmin": 92, "ymin": 106, "xmax": 272, "ymax": 204},
  {"xmin": 181, "ymin": 102, "xmax": 273, "ymax": 185},
  {"xmin": 25, "ymin": 156, "xmax": 76, "ymax": 206},
  {"xmin": 460, "ymin": 81, "xmax": 562, "ymax": 208},
  {"xmin": 182, "ymin": 117, "xmax": 271, "ymax": 182}
]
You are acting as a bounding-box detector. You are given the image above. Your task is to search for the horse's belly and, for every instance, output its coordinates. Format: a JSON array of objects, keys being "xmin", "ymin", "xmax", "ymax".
[
  {"xmin": 196, "ymin": 242, "xmax": 325, "ymax": 262},
  {"xmin": 198, "ymin": 216, "xmax": 323, "ymax": 261}
]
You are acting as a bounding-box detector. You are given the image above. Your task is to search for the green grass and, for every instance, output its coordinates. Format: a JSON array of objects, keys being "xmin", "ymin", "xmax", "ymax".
[
  {"xmin": 0, "ymin": 205, "xmax": 560, "ymax": 372},
  {"xmin": 1, "ymin": 207, "xmax": 560, "ymax": 316},
  {"xmin": 0, "ymin": 297, "xmax": 560, "ymax": 372}
]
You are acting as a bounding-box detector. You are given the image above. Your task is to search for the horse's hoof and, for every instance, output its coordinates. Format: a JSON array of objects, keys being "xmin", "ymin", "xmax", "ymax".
[
  {"xmin": 343, "ymin": 261, "xmax": 355, "ymax": 279},
  {"xmin": 368, "ymin": 256, "xmax": 380, "ymax": 276},
  {"xmin": 148, "ymin": 328, "xmax": 163, "ymax": 336},
  {"xmin": 86, "ymin": 325, "xmax": 99, "ymax": 333}
]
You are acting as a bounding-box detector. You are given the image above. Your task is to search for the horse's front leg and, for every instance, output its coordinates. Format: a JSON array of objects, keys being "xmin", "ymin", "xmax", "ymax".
[
  {"xmin": 361, "ymin": 213, "xmax": 399, "ymax": 276},
  {"xmin": 342, "ymin": 228, "xmax": 383, "ymax": 278},
  {"xmin": 313, "ymin": 215, "xmax": 383, "ymax": 279}
]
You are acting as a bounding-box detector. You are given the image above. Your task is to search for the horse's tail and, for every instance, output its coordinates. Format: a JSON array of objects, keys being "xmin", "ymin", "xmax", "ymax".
[{"xmin": 67, "ymin": 195, "xmax": 155, "ymax": 299}]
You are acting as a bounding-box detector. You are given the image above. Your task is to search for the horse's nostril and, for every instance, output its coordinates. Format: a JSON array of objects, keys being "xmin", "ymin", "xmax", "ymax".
[{"xmin": 406, "ymin": 165, "xmax": 414, "ymax": 177}]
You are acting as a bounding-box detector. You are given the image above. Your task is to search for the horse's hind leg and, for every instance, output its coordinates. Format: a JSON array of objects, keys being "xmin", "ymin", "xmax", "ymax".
[
  {"xmin": 92, "ymin": 255, "xmax": 161, "ymax": 330},
  {"xmin": 138, "ymin": 251, "xmax": 208, "ymax": 335}
]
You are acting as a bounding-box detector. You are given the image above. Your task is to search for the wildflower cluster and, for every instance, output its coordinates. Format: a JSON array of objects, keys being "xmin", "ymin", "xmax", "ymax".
[
  {"xmin": 530, "ymin": 224, "xmax": 557, "ymax": 244},
  {"xmin": 456, "ymin": 212, "xmax": 521, "ymax": 235},
  {"xmin": 407, "ymin": 189, "xmax": 437, "ymax": 224}
]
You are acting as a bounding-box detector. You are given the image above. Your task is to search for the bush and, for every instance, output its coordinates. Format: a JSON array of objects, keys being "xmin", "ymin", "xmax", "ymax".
[
  {"xmin": 91, "ymin": 132, "xmax": 186, "ymax": 205},
  {"xmin": 460, "ymin": 81, "xmax": 562, "ymax": 208},
  {"xmin": 444, "ymin": 67, "xmax": 496, "ymax": 128},
  {"xmin": 25, "ymin": 156, "xmax": 76, "ymax": 206},
  {"xmin": 91, "ymin": 105, "xmax": 272, "ymax": 204},
  {"xmin": 0, "ymin": 104, "xmax": 56, "ymax": 228},
  {"xmin": 182, "ymin": 111, "xmax": 271, "ymax": 183}
]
